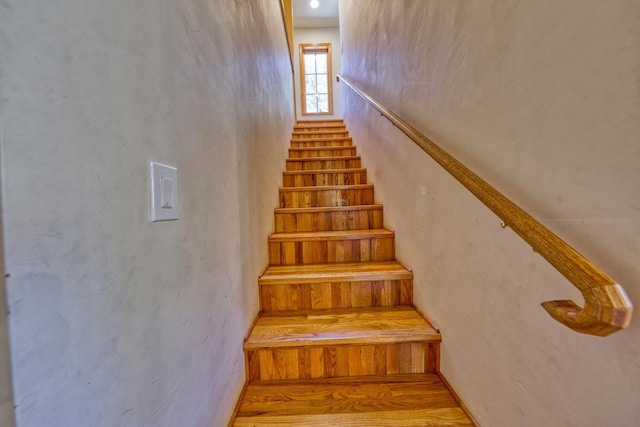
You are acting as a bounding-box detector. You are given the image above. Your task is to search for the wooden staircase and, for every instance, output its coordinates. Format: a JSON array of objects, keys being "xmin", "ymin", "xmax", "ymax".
[{"xmin": 230, "ymin": 120, "xmax": 475, "ymax": 426}]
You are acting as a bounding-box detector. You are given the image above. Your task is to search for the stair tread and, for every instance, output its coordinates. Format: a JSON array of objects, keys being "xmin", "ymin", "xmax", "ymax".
[
  {"xmin": 283, "ymin": 168, "xmax": 366, "ymax": 176},
  {"xmin": 269, "ymin": 228, "xmax": 393, "ymax": 242},
  {"xmin": 244, "ymin": 306, "xmax": 440, "ymax": 349},
  {"xmin": 287, "ymin": 155, "xmax": 360, "ymax": 162},
  {"xmin": 289, "ymin": 146, "xmax": 354, "ymax": 151},
  {"xmin": 274, "ymin": 204, "xmax": 382, "ymax": 213},
  {"xmin": 293, "ymin": 122, "xmax": 346, "ymax": 129},
  {"xmin": 259, "ymin": 261, "xmax": 412, "ymax": 285},
  {"xmin": 297, "ymin": 119, "xmax": 344, "ymax": 122},
  {"xmin": 279, "ymin": 184, "xmax": 373, "ymax": 192},
  {"xmin": 234, "ymin": 374, "xmax": 472, "ymax": 426},
  {"xmin": 290, "ymin": 137, "xmax": 352, "ymax": 142},
  {"xmin": 293, "ymin": 130, "xmax": 346, "ymax": 133}
]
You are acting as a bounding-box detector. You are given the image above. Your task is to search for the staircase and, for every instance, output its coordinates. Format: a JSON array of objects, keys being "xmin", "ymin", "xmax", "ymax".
[{"xmin": 230, "ymin": 120, "xmax": 475, "ymax": 426}]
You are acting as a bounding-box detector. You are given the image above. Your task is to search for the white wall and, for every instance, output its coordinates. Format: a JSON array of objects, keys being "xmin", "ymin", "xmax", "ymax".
[
  {"xmin": 294, "ymin": 27, "xmax": 343, "ymax": 120},
  {"xmin": 0, "ymin": 1, "xmax": 294, "ymax": 426},
  {"xmin": 340, "ymin": 1, "xmax": 640, "ymax": 426}
]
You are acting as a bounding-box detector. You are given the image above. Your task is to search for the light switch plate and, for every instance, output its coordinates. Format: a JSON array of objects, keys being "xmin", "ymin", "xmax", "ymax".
[{"xmin": 150, "ymin": 162, "xmax": 179, "ymax": 222}]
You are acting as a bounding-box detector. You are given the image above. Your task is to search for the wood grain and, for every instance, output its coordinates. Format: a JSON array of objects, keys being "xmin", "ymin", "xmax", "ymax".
[
  {"xmin": 244, "ymin": 306, "xmax": 439, "ymax": 350},
  {"xmin": 246, "ymin": 342, "xmax": 439, "ymax": 381},
  {"xmin": 292, "ymin": 131, "xmax": 349, "ymax": 139},
  {"xmin": 233, "ymin": 374, "xmax": 473, "ymax": 426},
  {"xmin": 288, "ymin": 146, "xmax": 357, "ymax": 158},
  {"xmin": 291, "ymin": 136, "xmax": 353, "ymax": 148},
  {"xmin": 282, "ymin": 168, "xmax": 367, "ymax": 187},
  {"xmin": 275, "ymin": 204, "xmax": 382, "ymax": 232},
  {"xmin": 268, "ymin": 229, "xmax": 395, "ymax": 265},
  {"xmin": 259, "ymin": 261, "xmax": 413, "ymax": 285},
  {"xmin": 279, "ymin": 184, "xmax": 374, "ymax": 208},
  {"xmin": 286, "ymin": 156, "xmax": 362, "ymax": 171}
]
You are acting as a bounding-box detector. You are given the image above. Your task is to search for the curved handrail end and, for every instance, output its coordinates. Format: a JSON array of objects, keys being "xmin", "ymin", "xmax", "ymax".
[{"xmin": 542, "ymin": 284, "xmax": 633, "ymax": 337}]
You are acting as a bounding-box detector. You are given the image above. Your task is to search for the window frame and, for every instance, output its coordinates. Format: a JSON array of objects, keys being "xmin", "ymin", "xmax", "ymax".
[{"xmin": 299, "ymin": 43, "xmax": 334, "ymax": 116}]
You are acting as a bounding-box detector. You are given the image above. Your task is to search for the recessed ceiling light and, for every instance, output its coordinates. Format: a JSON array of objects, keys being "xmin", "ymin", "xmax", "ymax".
[{"xmin": 310, "ymin": 0, "xmax": 319, "ymax": 9}]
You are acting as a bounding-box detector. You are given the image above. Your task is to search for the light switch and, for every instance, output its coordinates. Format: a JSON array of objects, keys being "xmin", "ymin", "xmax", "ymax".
[{"xmin": 150, "ymin": 162, "xmax": 179, "ymax": 221}]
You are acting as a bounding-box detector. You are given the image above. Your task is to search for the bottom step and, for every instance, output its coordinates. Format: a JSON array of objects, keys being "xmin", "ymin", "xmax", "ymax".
[{"xmin": 232, "ymin": 374, "xmax": 474, "ymax": 426}]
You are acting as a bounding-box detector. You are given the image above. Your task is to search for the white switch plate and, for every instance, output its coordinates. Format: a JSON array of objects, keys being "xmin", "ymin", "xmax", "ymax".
[{"xmin": 150, "ymin": 162, "xmax": 179, "ymax": 222}]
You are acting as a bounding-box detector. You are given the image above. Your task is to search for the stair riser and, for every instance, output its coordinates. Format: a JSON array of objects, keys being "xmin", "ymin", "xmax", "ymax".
[
  {"xmin": 292, "ymin": 132, "xmax": 349, "ymax": 139},
  {"xmin": 268, "ymin": 238, "xmax": 395, "ymax": 265},
  {"xmin": 246, "ymin": 342, "xmax": 439, "ymax": 381},
  {"xmin": 275, "ymin": 208, "xmax": 382, "ymax": 232},
  {"xmin": 286, "ymin": 158, "xmax": 361, "ymax": 171},
  {"xmin": 290, "ymin": 139, "xmax": 352, "ymax": 148},
  {"xmin": 280, "ymin": 187, "xmax": 373, "ymax": 208},
  {"xmin": 283, "ymin": 170, "xmax": 367, "ymax": 187},
  {"xmin": 288, "ymin": 147, "xmax": 356, "ymax": 158},
  {"xmin": 260, "ymin": 280, "xmax": 413, "ymax": 311}
]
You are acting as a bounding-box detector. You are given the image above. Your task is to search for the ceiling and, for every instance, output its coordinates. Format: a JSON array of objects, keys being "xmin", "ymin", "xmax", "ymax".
[{"xmin": 292, "ymin": 0, "xmax": 340, "ymax": 28}]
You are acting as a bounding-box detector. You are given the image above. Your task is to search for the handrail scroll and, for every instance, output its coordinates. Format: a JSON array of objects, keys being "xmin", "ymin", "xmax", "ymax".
[{"xmin": 337, "ymin": 74, "xmax": 632, "ymax": 337}]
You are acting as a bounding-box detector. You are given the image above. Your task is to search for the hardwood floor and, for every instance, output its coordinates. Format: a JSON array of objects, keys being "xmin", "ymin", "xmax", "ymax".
[{"xmin": 230, "ymin": 120, "xmax": 474, "ymax": 426}]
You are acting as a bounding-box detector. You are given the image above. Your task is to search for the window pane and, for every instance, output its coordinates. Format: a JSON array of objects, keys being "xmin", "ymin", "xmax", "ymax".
[
  {"xmin": 315, "ymin": 53, "xmax": 327, "ymax": 74},
  {"xmin": 316, "ymin": 74, "xmax": 328, "ymax": 94},
  {"xmin": 304, "ymin": 53, "xmax": 316, "ymax": 74},
  {"xmin": 305, "ymin": 75, "xmax": 317, "ymax": 95},
  {"xmin": 306, "ymin": 95, "xmax": 318, "ymax": 113},
  {"xmin": 317, "ymin": 95, "xmax": 329, "ymax": 113}
]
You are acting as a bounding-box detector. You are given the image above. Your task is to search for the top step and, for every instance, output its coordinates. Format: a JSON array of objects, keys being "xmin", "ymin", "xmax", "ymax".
[
  {"xmin": 297, "ymin": 119, "xmax": 344, "ymax": 124},
  {"xmin": 294, "ymin": 124, "xmax": 346, "ymax": 130}
]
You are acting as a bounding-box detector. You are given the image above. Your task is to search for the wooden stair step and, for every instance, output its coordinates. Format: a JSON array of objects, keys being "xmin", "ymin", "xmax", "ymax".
[
  {"xmin": 294, "ymin": 123, "xmax": 346, "ymax": 129},
  {"xmin": 290, "ymin": 137, "xmax": 353, "ymax": 147},
  {"xmin": 282, "ymin": 168, "xmax": 367, "ymax": 187},
  {"xmin": 245, "ymin": 306, "xmax": 440, "ymax": 350},
  {"xmin": 292, "ymin": 131, "xmax": 349, "ymax": 139},
  {"xmin": 233, "ymin": 374, "xmax": 473, "ymax": 426},
  {"xmin": 259, "ymin": 261, "xmax": 412, "ymax": 285},
  {"xmin": 243, "ymin": 307, "xmax": 441, "ymax": 381},
  {"xmin": 288, "ymin": 146, "xmax": 357, "ymax": 158},
  {"xmin": 286, "ymin": 156, "xmax": 361, "ymax": 171},
  {"xmin": 259, "ymin": 261, "xmax": 413, "ymax": 312},
  {"xmin": 269, "ymin": 228, "xmax": 394, "ymax": 242},
  {"xmin": 274, "ymin": 203, "xmax": 382, "ymax": 231},
  {"xmin": 268, "ymin": 229, "xmax": 394, "ymax": 265},
  {"xmin": 279, "ymin": 184, "xmax": 374, "ymax": 208},
  {"xmin": 292, "ymin": 128, "xmax": 347, "ymax": 133},
  {"xmin": 296, "ymin": 119, "xmax": 344, "ymax": 125}
]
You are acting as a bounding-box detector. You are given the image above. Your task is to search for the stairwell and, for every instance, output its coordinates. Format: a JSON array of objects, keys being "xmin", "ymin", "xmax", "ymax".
[{"xmin": 230, "ymin": 120, "xmax": 475, "ymax": 426}]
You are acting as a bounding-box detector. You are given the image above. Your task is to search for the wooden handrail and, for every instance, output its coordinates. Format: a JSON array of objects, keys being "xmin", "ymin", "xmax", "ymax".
[{"xmin": 337, "ymin": 74, "xmax": 632, "ymax": 336}]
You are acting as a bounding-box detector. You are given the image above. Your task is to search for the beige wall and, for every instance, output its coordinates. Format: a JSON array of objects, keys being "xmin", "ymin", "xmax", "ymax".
[
  {"xmin": 340, "ymin": 1, "xmax": 640, "ymax": 425},
  {"xmin": 294, "ymin": 27, "xmax": 343, "ymax": 120},
  {"xmin": 0, "ymin": 1, "xmax": 293, "ymax": 426},
  {"xmin": 0, "ymin": 173, "xmax": 15, "ymax": 427}
]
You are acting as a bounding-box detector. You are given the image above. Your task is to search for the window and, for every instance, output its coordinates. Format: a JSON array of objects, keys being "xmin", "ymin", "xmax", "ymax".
[{"xmin": 300, "ymin": 43, "xmax": 333, "ymax": 115}]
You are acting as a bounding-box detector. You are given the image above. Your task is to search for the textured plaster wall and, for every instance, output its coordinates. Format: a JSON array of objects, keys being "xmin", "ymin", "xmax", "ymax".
[
  {"xmin": 0, "ymin": 1, "xmax": 293, "ymax": 426},
  {"xmin": 0, "ymin": 199, "xmax": 14, "ymax": 427},
  {"xmin": 340, "ymin": 1, "xmax": 640, "ymax": 425},
  {"xmin": 293, "ymin": 27, "xmax": 343, "ymax": 120}
]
